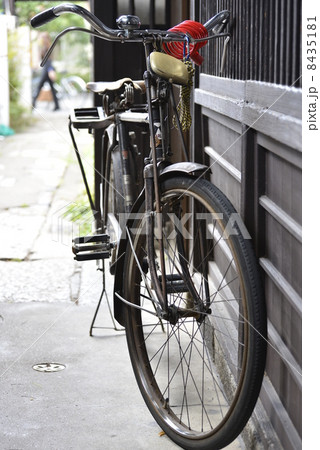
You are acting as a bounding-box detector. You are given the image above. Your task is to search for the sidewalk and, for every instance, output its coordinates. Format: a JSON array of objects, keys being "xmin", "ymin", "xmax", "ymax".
[
  {"xmin": 0, "ymin": 106, "xmax": 179, "ymax": 449},
  {"xmin": 0, "ymin": 106, "xmax": 242, "ymax": 449}
]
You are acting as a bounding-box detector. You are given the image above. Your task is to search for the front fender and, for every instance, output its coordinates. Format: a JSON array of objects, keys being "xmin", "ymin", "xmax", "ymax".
[
  {"xmin": 159, "ymin": 161, "xmax": 209, "ymax": 180},
  {"xmin": 113, "ymin": 189, "xmax": 145, "ymax": 327}
]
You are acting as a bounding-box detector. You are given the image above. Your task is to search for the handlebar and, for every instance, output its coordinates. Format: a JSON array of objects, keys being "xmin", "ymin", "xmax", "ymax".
[
  {"xmin": 31, "ymin": 3, "xmax": 122, "ymax": 40},
  {"xmin": 31, "ymin": 3, "xmax": 186, "ymax": 41},
  {"xmin": 30, "ymin": 7, "xmax": 58, "ymax": 28},
  {"xmin": 30, "ymin": 3, "xmax": 229, "ymax": 66}
]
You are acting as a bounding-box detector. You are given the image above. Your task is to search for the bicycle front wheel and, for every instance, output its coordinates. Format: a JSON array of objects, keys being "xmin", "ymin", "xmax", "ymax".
[{"xmin": 123, "ymin": 175, "xmax": 267, "ymax": 449}]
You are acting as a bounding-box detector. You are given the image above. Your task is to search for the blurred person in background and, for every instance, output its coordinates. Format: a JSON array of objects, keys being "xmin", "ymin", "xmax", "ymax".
[{"xmin": 32, "ymin": 32, "xmax": 60, "ymax": 111}]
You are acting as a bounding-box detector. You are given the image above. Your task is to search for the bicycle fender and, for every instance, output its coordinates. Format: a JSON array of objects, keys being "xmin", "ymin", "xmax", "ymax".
[
  {"xmin": 159, "ymin": 162, "xmax": 210, "ymax": 180},
  {"xmin": 113, "ymin": 189, "xmax": 145, "ymax": 327}
]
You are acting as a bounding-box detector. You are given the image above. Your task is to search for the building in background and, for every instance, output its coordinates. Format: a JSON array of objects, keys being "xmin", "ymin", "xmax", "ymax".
[{"xmin": 0, "ymin": 3, "xmax": 16, "ymax": 128}]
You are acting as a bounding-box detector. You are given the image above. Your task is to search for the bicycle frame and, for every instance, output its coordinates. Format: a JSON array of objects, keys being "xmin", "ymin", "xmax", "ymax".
[
  {"xmin": 104, "ymin": 54, "xmax": 210, "ymax": 324},
  {"xmin": 32, "ymin": 2, "xmax": 230, "ymax": 325}
]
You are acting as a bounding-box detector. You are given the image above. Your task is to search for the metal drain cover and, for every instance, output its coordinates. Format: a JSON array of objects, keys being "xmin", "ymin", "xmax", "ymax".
[{"xmin": 32, "ymin": 363, "xmax": 66, "ymax": 373}]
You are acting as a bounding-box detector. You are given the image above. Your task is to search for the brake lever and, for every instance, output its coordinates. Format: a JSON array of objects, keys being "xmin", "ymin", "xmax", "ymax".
[
  {"xmin": 40, "ymin": 26, "xmax": 106, "ymax": 67},
  {"xmin": 40, "ymin": 27, "xmax": 80, "ymax": 66}
]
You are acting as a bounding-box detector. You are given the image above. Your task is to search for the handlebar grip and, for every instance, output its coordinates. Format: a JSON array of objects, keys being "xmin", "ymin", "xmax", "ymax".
[
  {"xmin": 204, "ymin": 10, "xmax": 230, "ymax": 33},
  {"xmin": 30, "ymin": 7, "xmax": 58, "ymax": 28}
]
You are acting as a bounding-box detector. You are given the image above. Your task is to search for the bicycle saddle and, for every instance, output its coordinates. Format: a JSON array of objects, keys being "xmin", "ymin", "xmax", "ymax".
[
  {"xmin": 149, "ymin": 52, "xmax": 189, "ymax": 85},
  {"xmin": 86, "ymin": 78, "xmax": 145, "ymax": 94}
]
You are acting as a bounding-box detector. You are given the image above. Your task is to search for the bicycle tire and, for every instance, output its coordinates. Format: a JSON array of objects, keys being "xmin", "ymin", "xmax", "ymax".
[{"xmin": 123, "ymin": 175, "xmax": 267, "ymax": 449}]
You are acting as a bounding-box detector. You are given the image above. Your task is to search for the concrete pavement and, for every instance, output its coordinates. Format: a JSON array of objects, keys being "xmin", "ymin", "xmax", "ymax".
[
  {"xmin": 0, "ymin": 105, "xmax": 181, "ymax": 449},
  {"xmin": 0, "ymin": 302, "xmax": 177, "ymax": 450},
  {"xmin": 0, "ymin": 105, "xmax": 243, "ymax": 449}
]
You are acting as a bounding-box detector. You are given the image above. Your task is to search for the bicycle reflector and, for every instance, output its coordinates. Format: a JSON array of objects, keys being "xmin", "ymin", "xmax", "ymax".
[{"xmin": 163, "ymin": 20, "xmax": 208, "ymax": 65}]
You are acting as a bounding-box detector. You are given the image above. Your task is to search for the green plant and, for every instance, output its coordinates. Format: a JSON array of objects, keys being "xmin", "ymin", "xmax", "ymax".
[
  {"xmin": 16, "ymin": 1, "xmax": 91, "ymax": 73},
  {"xmin": 8, "ymin": 30, "xmax": 33, "ymax": 131},
  {"xmin": 63, "ymin": 194, "xmax": 94, "ymax": 236},
  {"xmin": 15, "ymin": 1, "xmax": 89, "ymax": 36}
]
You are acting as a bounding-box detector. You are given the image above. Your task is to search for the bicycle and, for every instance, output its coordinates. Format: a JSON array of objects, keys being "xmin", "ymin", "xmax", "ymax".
[{"xmin": 31, "ymin": 4, "xmax": 267, "ymax": 449}]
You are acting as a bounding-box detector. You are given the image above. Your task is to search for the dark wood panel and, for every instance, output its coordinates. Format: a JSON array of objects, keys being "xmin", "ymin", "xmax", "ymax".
[
  {"xmin": 264, "ymin": 275, "xmax": 302, "ymax": 366},
  {"xmin": 205, "ymin": 146, "xmax": 241, "ymax": 182},
  {"xmin": 260, "ymin": 257, "xmax": 302, "ymax": 318},
  {"xmin": 196, "ymin": 75, "xmax": 302, "ymax": 151},
  {"xmin": 260, "ymin": 377, "xmax": 301, "ymax": 450},
  {"xmin": 259, "ymin": 196, "xmax": 302, "ymax": 243},
  {"xmin": 266, "ymin": 151, "xmax": 302, "ymax": 225},
  {"xmin": 199, "ymin": 0, "xmax": 301, "ymax": 88},
  {"xmin": 266, "ymin": 343, "xmax": 302, "ymax": 436},
  {"xmin": 194, "ymin": 75, "xmax": 302, "ymax": 448},
  {"xmin": 264, "ymin": 212, "xmax": 302, "ymax": 296},
  {"xmin": 209, "ymin": 158, "xmax": 241, "ymax": 211},
  {"xmin": 257, "ymin": 134, "xmax": 302, "ymax": 169},
  {"xmin": 207, "ymin": 118, "xmax": 242, "ymax": 169}
]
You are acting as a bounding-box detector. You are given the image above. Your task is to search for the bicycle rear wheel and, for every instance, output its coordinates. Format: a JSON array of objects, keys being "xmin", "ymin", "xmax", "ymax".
[{"xmin": 123, "ymin": 175, "xmax": 267, "ymax": 449}]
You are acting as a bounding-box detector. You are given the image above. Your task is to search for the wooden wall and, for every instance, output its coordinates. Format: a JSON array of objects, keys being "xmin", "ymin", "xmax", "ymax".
[{"xmin": 191, "ymin": 1, "xmax": 302, "ymax": 448}]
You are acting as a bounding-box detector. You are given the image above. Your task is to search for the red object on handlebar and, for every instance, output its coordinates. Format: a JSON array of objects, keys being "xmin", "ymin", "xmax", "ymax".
[{"xmin": 163, "ymin": 20, "xmax": 208, "ymax": 65}]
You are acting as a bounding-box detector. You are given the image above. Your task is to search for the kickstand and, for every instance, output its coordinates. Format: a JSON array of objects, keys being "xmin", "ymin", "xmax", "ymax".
[{"xmin": 89, "ymin": 260, "xmax": 124, "ymax": 336}]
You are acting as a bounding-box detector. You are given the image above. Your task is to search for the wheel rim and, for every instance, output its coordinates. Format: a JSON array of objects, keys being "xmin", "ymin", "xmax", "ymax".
[{"xmin": 125, "ymin": 185, "xmax": 251, "ymax": 440}]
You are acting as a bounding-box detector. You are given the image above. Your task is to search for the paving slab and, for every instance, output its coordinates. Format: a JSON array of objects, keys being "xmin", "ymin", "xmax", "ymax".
[
  {"xmin": 0, "ymin": 115, "xmax": 69, "ymax": 210},
  {"xmin": 0, "ymin": 259, "xmax": 79, "ymax": 303},
  {"xmin": 0, "ymin": 207, "xmax": 47, "ymax": 260}
]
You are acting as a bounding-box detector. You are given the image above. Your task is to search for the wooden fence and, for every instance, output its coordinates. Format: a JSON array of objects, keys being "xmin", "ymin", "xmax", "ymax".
[{"xmin": 191, "ymin": 0, "xmax": 302, "ymax": 448}]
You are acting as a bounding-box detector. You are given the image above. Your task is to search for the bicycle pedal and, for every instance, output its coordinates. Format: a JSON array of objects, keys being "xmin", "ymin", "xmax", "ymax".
[{"xmin": 72, "ymin": 234, "xmax": 112, "ymax": 261}]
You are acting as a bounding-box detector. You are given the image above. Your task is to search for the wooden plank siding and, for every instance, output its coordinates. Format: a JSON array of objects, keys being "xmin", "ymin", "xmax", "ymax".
[
  {"xmin": 195, "ymin": 74, "xmax": 302, "ymax": 450},
  {"xmin": 190, "ymin": 0, "xmax": 302, "ymax": 448}
]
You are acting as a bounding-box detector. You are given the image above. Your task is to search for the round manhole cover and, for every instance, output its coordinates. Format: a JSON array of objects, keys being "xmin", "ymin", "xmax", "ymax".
[{"xmin": 32, "ymin": 363, "xmax": 66, "ymax": 373}]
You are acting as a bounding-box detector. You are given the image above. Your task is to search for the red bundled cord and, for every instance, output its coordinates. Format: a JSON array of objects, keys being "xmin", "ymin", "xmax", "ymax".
[{"xmin": 163, "ymin": 20, "xmax": 208, "ymax": 65}]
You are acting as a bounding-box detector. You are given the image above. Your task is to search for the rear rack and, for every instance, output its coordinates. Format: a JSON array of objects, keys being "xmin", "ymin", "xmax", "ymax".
[
  {"xmin": 70, "ymin": 106, "xmax": 110, "ymax": 130},
  {"xmin": 68, "ymin": 106, "xmax": 111, "ymax": 219}
]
